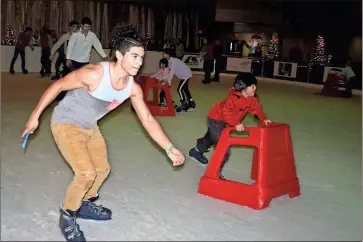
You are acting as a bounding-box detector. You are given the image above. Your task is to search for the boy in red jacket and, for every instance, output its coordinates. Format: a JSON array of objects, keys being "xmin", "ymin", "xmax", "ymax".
[{"xmin": 188, "ymin": 73, "xmax": 271, "ymax": 179}]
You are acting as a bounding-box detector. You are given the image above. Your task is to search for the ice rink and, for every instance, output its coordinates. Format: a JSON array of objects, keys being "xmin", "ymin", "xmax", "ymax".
[{"xmin": 1, "ymin": 73, "xmax": 362, "ymax": 241}]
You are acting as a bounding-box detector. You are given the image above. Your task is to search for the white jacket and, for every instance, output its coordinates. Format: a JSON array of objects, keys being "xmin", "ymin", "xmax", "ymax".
[
  {"xmin": 50, "ymin": 32, "xmax": 71, "ymax": 57},
  {"xmin": 66, "ymin": 29, "xmax": 107, "ymax": 63}
]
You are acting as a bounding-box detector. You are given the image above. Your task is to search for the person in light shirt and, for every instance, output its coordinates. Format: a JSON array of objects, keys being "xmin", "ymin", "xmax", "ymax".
[
  {"xmin": 162, "ymin": 48, "xmax": 196, "ymax": 112},
  {"xmin": 341, "ymin": 60, "xmax": 356, "ymax": 95},
  {"xmin": 66, "ymin": 17, "xmax": 109, "ymax": 71},
  {"xmin": 49, "ymin": 20, "xmax": 79, "ymax": 80}
]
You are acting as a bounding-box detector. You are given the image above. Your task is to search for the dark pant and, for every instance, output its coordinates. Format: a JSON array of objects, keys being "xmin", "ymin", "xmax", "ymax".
[
  {"xmin": 41, "ymin": 47, "xmax": 51, "ymax": 74},
  {"xmin": 54, "ymin": 55, "xmax": 70, "ymax": 101},
  {"xmin": 56, "ymin": 60, "xmax": 87, "ymax": 102},
  {"xmin": 9, "ymin": 48, "xmax": 26, "ymax": 71},
  {"xmin": 177, "ymin": 78, "xmax": 192, "ymax": 102},
  {"xmin": 203, "ymin": 59, "xmax": 214, "ymax": 82},
  {"xmin": 197, "ymin": 118, "xmax": 231, "ymax": 169},
  {"xmin": 55, "ymin": 54, "xmax": 70, "ymax": 77},
  {"xmin": 346, "ymin": 76, "xmax": 356, "ymax": 92},
  {"xmin": 159, "ymin": 89, "xmax": 166, "ymax": 103},
  {"xmin": 71, "ymin": 60, "xmax": 89, "ymax": 72},
  {"xmin": 214, "ymin": 57, "xmax": 223, "ymax": 81},
  {"xmin": 159, "ymin": 84, "xmax": 171, "ymax": 104}
]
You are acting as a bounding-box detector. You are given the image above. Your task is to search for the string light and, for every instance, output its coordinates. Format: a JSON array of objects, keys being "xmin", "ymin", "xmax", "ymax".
[
  {"xmin": 2, "ymin": 25, "xmax": 16, "ymax": 45},
  {"xmin": 313, "ymin": 35, "xmax": 326, "ymax": 63},
  {"xmin": 268, "ymin": 32, "xmax": 279, "ymax": 59}
]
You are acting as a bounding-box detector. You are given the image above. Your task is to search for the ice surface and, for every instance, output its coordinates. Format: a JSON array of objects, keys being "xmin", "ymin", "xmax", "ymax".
[{"xmin": 1, "ymin": 73, "xmax": 361, "ymax": 241}]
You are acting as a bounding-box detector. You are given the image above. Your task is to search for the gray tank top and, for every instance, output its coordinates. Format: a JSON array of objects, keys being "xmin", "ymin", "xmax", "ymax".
[{"xmin": 51, "ymin": 62, "xmax": 134, "ymax": 128}]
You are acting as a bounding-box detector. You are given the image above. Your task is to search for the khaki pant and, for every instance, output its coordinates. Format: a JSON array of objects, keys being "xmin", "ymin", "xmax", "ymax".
[{"xmin": 51, "ymin": 124, "xmax": 110, "ymax": 211}]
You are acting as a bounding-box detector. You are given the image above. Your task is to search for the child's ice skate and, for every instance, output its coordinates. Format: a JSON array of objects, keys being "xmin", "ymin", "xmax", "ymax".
[
  {"xmin": 158, "ymin": 101, "xmax": 166, "ymax": 107},
  {"xmin": 158, "ymin": 97, "xmax": 166, "ymax": 107},
  {"xmin": 188, "ymin": 99, "xmax": 196, "ymax": 110},
  {"xmin": 176, "ymin": 100, "xmax": 189, "ymax": 113},
  {"xmin": 175, "ymin": 105, "xmax": 185, "ymax": 113},
  {"xmin": 59, "ymin": 207, "xmax": 86, "ymax": 242},
  {"xmin": 77, "ymin": 196, "xmax": 112, "ymax": 221},
  {"xmin": 188, "ymin": 148, "xmax": 209, "ymax": 166}
]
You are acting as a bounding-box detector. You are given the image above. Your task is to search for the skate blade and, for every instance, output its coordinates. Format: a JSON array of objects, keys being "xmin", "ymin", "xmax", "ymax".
[{"xmin": 186, "ymin": 155, "xmax": 208, "ymax": 167}]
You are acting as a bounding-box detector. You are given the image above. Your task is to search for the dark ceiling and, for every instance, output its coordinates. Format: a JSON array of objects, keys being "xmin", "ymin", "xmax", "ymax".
[
  {"xmin": 104, "ymin": 0, "xmax": 361, "ymax": 37},
  {"xmin": 281, "ymin": 1, "xmax": 361, "ymax": 36},
  {"xmin": 218, "ymin": 0, "xmax": 361, "ymax": 37}
]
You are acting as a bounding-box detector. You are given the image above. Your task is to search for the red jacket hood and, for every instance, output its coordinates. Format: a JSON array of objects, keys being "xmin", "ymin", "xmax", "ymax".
[{"xmin": 228, "ymin": 88, "xmax": 242, "ymax": 97}]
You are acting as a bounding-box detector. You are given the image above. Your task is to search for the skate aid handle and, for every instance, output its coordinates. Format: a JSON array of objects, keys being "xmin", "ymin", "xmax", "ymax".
[{"xmin": 229, "ymin": 121, "xmax": 278, "ymax": 132}]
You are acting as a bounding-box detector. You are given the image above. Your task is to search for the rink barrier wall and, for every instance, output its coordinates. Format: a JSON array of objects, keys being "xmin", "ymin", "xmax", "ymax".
[
  {"xmin": 2, "ymin": 45, "xmax": 361, "ymax": 96},
  {"xmin": 191, "ymin": 71, "xmax": 362, "ymax": 96}
]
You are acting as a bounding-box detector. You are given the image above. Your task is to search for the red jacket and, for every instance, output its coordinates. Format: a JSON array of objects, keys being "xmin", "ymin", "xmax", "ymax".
[{"xmin": 208, "ymin": 88, "xmax": 267, "ymax": 126}]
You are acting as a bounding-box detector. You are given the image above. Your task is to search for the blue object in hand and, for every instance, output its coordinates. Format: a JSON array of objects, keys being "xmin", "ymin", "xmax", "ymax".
[{"xmin": 22, "ymin": 132, "xmax": 30, "ymax": 149}]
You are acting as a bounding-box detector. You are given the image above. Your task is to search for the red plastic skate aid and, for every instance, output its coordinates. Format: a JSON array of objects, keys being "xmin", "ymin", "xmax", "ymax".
[
  {"xmin": 137, "ymin": 75, "xmax": 148, "ymax": 89},
  {"xmin": 320, "ymin": 73, "xmax": 350, "ymax": 97},
  {"xmin": 132, "ymin": 76, "xmax": 175, "ymax": 116},
  {"xmin": 198, "ymin": 122, "xmax": 300, "ymax": 210},
  {"xmin": 131, "ymin": 75, "xmax": 148, "ymax": 112},
  {"xmin": 143, "ymin": 77, "xmax": 175, "ymax": 116}
]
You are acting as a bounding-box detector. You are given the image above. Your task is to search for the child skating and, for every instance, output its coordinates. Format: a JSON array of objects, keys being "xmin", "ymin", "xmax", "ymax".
[
  {"xmin": 188, "ymin": 73, "xmax": 271, "ymax": 179},
  {"xmin": 162, "ymin": 48, "xmax": 196, "ymax": 112},
  {"xmin": 150, "ymin": 58, "xmax": 170, "ymax": 106}
]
